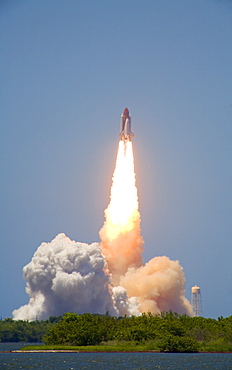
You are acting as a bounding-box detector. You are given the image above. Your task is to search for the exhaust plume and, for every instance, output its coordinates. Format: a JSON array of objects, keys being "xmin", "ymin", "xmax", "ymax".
[
  {"xmin": 100, "ymin": 140, "xmax": 144, "ymax": 284},
  {"xmin": 100, "ymin": 141, "xmax": 192, "ymax": 315},
  {"xmin": 13, "ymin": 139, "xmax": 193, "ymax": 320}
]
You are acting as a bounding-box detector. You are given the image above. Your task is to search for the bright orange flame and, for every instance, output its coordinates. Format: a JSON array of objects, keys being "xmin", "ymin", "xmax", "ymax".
[
  {"xmin": 99, "ymin": 140, "xmax": 144, "ymax": 281},
  {"xmin": 104, "ymin": 140, "xmax": 139, "ymax": 240}
]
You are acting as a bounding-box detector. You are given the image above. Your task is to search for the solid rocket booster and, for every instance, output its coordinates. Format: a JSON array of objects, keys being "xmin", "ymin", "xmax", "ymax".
[{"xmin": 120, "ymin": 108, "xmax": 134, "ymax": 141}]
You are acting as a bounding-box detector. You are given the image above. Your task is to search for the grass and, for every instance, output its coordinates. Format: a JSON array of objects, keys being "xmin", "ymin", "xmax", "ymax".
[
  {"xmin": 199, "ymin": 340, "xmax": 232, "ymax": 353},
  {"xmin": 20, "ymin": 341, "xmax": 160, "ymax": 352},
  {"xmin": 20, "ymin": 340, "xmax": 232, "ymax": 353}
]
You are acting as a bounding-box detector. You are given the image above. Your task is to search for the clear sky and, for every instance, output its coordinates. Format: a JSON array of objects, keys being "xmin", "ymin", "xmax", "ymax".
[{"xmin": 1, "ymin": 0, "xmax": 232, "ymax": 319}]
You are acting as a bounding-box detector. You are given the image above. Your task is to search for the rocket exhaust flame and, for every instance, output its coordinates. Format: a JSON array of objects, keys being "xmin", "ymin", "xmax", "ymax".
[
  {"xmin": 105, "ymin": 141, "xmax": 138, "ymax": 232},
  {"xmin": 100, "ymin": 140, "xmax": 144, "ymax": 283},
  {"xmin": 13, "ymin": 108, "xmax": 193, "ymax": 320}
]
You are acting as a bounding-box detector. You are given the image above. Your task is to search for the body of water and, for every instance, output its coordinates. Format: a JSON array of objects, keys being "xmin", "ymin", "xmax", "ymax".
[{"xmin": 0, "ymin": 343, "xmax": 231, "ymax": 369}]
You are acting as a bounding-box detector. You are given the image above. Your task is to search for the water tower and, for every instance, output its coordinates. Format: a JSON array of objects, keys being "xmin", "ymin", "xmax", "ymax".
[{"xmin": 191, "ymin": 285, "xmax": 202, "ymax": 316}]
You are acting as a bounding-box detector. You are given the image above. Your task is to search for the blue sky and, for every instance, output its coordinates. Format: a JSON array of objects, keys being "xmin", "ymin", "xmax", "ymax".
[{"xmin": 1, "ymin": 0, "xmax": 232, "ymax": 319}]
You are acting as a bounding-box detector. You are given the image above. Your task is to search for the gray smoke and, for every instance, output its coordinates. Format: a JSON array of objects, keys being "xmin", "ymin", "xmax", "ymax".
[{"xmin": 13, "ymin": 233, "xmax": 138, "ymax": 320}]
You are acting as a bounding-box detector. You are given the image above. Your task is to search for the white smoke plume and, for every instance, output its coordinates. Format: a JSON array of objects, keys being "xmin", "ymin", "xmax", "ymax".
[
  {"xmin": 112, "ymin": 286, "xmax": 140, "ymax": 317},
  {"xmin": 13, "ymin": 233, "xmax": 137, "ymax": 320}
]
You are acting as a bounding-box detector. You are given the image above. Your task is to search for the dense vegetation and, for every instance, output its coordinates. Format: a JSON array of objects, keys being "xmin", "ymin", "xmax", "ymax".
[
  {"xmin": 0, "ymin": 316, "xmax": 62, "ymax": 343},
  {"xmin": 42, "ymin": 312, "xmax": 232, "ymax": 352},
  {"xmin": 1, "ymin": 312, "xmax": 232, "ymax": 352}
]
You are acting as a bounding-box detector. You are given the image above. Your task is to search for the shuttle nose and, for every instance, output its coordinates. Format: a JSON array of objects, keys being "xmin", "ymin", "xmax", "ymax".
[{"xmin": 123, "ymin": 108, "xmax": 129, "ymax": 117}]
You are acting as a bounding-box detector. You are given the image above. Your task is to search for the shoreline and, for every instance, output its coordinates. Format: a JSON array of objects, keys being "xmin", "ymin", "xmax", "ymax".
[{"xmin": 1, "ymin": 350, "xmax": 232, "ymax": 354}]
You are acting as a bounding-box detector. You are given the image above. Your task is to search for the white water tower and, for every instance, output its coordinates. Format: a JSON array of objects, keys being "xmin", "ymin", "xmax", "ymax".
[{"xmin": 191, "ymin": 285, "xmax": 202, "ymax": 316}]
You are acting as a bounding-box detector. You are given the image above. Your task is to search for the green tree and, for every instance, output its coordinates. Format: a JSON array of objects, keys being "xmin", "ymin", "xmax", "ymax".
[
  {"xmin": 43, "ymin": 313, "xmax": 109, "ymax": 345},
  {"xmin": 158, "ymin": 335, "xmax": 199, "ymax": 353}
]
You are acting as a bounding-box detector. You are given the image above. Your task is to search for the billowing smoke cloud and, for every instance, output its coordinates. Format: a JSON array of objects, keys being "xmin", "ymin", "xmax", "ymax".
[
  {"xmin": 112, "ymin": 286, "xmax": 140, "ymax": 317},
  {"xmin": 119, "ymin": 256, "xmax": 193, "ymax": 315},
  {"xmin": 13, "ymin": 140, "xmax": 193, "ymax": 320},
  {"xmin": 13, "ymin": 234, "xmax": 138, "ymax": 320},
  {"xmin": 99, "ymin": 213, "xmax": 144, "ymax": 285},
  {"xmin": 99, "ymin": 212, "xmax": 193, "ymax": 318}
]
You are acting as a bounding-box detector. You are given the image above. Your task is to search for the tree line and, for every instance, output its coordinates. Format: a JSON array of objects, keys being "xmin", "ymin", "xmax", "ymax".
[
  {"xmin": 0, "ymin": 316, "xmax": 62, "ymax": 343},
  {"xmin": 1, "ymin": 312, "xmax": 232, "ymax": 352}
]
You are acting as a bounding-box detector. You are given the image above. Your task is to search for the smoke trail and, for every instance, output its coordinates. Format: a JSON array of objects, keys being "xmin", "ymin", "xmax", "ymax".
[{"xmin": 100, "ymin": 141, "xmax": 144, "ymax": 284}]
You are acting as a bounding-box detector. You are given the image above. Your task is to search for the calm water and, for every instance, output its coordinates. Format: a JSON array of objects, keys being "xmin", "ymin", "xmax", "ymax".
[{"xmin": 0, "ymin": 343, "xmax": 232, "ymax": 370}]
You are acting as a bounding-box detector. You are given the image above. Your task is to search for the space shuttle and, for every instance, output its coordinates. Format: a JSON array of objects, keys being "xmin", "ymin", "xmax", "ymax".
[{"xmin": 119, "ymin": 108, "xmax": 134, "ymax": 141}]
